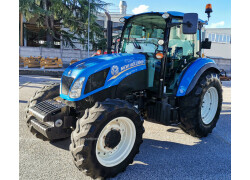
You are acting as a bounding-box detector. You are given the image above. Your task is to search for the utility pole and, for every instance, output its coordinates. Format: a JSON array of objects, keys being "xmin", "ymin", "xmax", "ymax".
[
  {"xmin": 20, "ymin": 13, "xmax": 23, "ymax": 46},
  {"xmin": 87, "ymin": 0, "xmax": 91, "ymax": 57}
]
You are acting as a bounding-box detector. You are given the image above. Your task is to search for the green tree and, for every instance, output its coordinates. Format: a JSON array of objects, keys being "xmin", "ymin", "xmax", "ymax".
[{"xmin": 19, "ymin": 0, "xmax": 107, "ymax": 49}]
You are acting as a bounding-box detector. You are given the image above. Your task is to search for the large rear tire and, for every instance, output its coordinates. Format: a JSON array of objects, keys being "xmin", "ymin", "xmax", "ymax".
[
  {"xmin": 25, "ymin": 83, "xmax": 67, "ymax": 140},
  {"xmin": 70, "ymin": 99, "xmax": 144, "ymax": 179},
  {"xmin": 178, "ymin": 71, "xmax": 223, "ymax": 137}
]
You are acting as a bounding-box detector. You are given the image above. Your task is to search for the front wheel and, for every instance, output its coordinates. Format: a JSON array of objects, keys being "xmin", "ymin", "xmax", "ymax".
[
  {"xmin": 178, "ymin": 71, "xmax": 223, "ymax": 137},
  {"xmin": 70, "ymin": 99, "xmax": 144, "ymax": 179}
]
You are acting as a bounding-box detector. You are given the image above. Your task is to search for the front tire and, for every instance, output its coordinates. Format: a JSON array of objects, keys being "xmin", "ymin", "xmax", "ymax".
[
  {"xmin": 178, "ymin": 71, "xmax": 223, "ymax": 137},
  {"xmin": 70, "ymin": 99, "xmax": 144, "ymax": 179}
]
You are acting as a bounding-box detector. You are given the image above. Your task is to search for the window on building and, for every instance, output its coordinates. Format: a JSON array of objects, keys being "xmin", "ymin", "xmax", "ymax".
[
  {"xmin": 215, "ymin": 34, "xmax": 220, "ymax": 42},
  {"xmin": 227, "ymin": 35, "xmax": 231, "ymax": 43},
  {"xmin": 219, "ymin": 34, "xmax": 223, "ymax": 42},
  {"xmin": 208, "ymin": 33, "xmax": 212, "ymax": 41},
  {"xmin": 211, "ymin": 34, "xmax": 215, "ymax": 42},
  {"xmin": 222, "ymin": 35, "xmax": 227, "ymax": 43}
]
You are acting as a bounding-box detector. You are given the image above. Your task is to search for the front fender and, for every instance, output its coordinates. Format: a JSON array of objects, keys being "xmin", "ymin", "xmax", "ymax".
[{"xmin": 176, "ymin": 58, "xmax": 220, "ymax": 96}]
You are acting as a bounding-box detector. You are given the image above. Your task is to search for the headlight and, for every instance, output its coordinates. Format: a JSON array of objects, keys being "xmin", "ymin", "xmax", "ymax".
[{"xmin": 69, "ymin": 77, "xmax": 85, "ymax": 98}]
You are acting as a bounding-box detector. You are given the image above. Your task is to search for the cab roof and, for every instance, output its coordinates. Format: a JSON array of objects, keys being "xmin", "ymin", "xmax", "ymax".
[{"xmin": 124, "ymin": 11, "xmax": 207, "ymax": 24}]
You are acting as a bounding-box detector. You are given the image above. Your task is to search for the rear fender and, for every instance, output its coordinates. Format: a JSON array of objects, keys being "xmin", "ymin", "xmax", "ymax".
[{"xmin": 176, "ymin": 58, "xmax": 220, "ymax": 96}]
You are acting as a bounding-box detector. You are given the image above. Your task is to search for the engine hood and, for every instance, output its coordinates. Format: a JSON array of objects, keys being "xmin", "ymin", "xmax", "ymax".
[
  {"xmin": 60, "ymin": 53, "xmax": 147, "ymax": 101},
  {"xmin": 63, "ymin": 53, "xmax": 145, "ymax": 78}
]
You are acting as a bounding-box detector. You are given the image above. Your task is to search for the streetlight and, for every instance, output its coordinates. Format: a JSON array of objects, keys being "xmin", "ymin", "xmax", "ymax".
[{"xmin": 87, "ymin": 0, "xmax": 92, "ymax": 57}]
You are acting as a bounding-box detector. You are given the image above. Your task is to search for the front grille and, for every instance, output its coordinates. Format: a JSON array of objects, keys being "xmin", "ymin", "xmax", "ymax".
[
  {"xmin": 29, "ymin": 100, "xmax": 66, "ymax": 119},
  {"xmin": 61, "ymin": 75, "xmax": 74, "ymax": 95},
  {"xmin": 31, "ymin": 99, "xmax": 66, "ymax": 115}
]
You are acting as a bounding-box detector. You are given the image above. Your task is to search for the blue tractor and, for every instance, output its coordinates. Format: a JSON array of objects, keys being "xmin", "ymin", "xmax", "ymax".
[{"xmin": 26, "ymin": 5, "xmax": 222, "ymax": 179}]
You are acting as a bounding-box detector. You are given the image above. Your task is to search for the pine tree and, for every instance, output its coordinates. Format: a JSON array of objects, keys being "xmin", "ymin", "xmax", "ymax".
[{"xmin": 19, "ymin": 0, "xmax": 108, "ymax": 49}]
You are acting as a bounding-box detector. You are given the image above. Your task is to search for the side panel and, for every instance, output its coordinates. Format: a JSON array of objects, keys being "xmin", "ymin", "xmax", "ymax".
[
  {"xmin": 116, "ymin": 70, "xmax": 147, "ymax": 99},
  {"xmin": 176, "ymin": 58, "xmax": 220, "ymax": 96}
]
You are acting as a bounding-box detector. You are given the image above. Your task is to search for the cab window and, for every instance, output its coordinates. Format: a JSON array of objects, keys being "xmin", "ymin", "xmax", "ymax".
[{"xmin": 168, "ymin": 18, "xmax": 199, "ymax": 59}]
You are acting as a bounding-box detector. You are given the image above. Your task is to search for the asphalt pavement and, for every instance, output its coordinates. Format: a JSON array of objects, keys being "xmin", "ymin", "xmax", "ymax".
[{"xmin": 19, "ymin": 75, "xmax": 231, "ymax": 180}]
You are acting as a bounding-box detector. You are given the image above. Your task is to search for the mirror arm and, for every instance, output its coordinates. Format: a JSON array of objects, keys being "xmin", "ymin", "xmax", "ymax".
[
  {"xmin": 167, "ymin": 22, "xmax": 192, "ymax": 28},
  {"xmin": 167, "ymin": 22, "xmax": 182, "ymax": 28}
]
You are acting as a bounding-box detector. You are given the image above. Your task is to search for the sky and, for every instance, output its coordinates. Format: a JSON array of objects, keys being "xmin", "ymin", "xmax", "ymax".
[{"xmin": 103, "ymin": 0, "xmax": 231, "ymax": 28}]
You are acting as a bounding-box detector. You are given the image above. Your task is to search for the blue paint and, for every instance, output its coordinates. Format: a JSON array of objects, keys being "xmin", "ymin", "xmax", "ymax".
[
  {"xmin": 60, "ymin": 53, "xmax": 146, "ymax": 101},
  {"xmin": 176, "ymin": 58, "xmax": 216, "ymax": 96},
  {"xmin": 124, "ymin": 11, "xmax": 206, "ymax": 24}
]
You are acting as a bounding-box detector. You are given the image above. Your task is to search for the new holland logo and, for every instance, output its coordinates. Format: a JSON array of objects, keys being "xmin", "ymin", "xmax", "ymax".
[{"xmin": 111, "ymin": 65, "xmax": 119, "ymax": 76}]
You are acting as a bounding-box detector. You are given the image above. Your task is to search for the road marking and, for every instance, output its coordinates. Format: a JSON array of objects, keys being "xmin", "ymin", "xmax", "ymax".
[{"xmin": 19, "ymin": 82, "xmax": 31, "ymax": 89}]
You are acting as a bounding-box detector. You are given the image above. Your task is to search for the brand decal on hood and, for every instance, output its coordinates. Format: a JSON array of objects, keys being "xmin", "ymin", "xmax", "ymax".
[
  {"xmin": 108, "ymin": 60, "xmax": 145, "ymax": 81},
  {"xmin": 111, "ymin": 65, "xmax": 119, "ymax": 76}
]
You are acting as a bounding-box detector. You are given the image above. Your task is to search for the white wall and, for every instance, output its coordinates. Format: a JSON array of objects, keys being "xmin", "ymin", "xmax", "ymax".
[
  {"xmin": 203, "ymin": 28, "xmax": 231, "ymax": 59},
  {"xmin": 203, "ymin": 43, "xmax": 231, "ymax": 59}
]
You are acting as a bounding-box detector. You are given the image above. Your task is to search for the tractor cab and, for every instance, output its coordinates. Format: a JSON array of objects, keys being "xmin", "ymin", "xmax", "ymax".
[{"xmin": 118, "ymin": 12, "xmax": 205, "ymax": 97}]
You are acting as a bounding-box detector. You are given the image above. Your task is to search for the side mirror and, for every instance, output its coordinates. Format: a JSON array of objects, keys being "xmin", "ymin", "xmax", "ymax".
[
  {"xmin": 201, "ymin": 38, "xmax": 212, "ymax": 49},
  {"xmin": 183, "ymin": 13, "xmax": 198, "ymax": 34}
]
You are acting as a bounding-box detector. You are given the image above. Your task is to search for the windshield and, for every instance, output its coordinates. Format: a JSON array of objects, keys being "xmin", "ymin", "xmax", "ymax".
[{"xmin": 120, "ymin": 14, "xmax": 166, "ymax": 54}]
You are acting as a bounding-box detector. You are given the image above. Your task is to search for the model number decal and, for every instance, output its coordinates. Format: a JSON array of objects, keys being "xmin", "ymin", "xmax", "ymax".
[
  {"xmin": 121, "ymin": 60, "xmax": 144, "ymax": 71},
  {"xmin": 108, "ymin": 60, "xmax": 145, "ymax": 81}
]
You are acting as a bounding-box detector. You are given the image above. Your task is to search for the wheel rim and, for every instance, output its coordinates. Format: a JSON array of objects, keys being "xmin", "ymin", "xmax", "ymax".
[
  {"xmin": 201, "ymin": 87, "xmax": 219, "ymax": 125},
  {"xmin": 95, "ymin": 117, "xmax": 136, "ymax": 167}
]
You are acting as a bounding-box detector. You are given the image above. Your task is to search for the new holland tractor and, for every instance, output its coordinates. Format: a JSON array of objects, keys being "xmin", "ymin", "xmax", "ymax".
[{"xmin": 25, "ymin": 5, "xmax": 222, "ymax": 179}]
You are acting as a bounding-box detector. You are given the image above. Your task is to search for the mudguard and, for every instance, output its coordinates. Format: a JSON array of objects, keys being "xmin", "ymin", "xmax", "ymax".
[
  {"xmin": 176, "ymin": 58, "xmax": 220, "ymax": 97},
  {"xmin": 60, "ymin": 53, "xmax": 146, "ymax": 101}
]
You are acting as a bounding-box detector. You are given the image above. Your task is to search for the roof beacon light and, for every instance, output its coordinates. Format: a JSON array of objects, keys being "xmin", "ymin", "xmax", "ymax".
[
  {"xmin": 205, "ymin": 4, "xmax": 213, "ymax": 21},
  {"xmin": 162, "ymin": 13, "xmax": 169, "ymax": 19}
]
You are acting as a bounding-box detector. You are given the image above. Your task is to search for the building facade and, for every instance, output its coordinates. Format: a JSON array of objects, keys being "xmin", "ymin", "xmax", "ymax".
[
  {"xmin": 19, "ymin": 1, "xmax": 130, "ymax": 50},
  {"xmin": 202, "ymin": 28, "xmax": 231, "ymax": 59},
  {"xmin": 202, "ymin": 28, "xmax": 231, "ymax": 75}
]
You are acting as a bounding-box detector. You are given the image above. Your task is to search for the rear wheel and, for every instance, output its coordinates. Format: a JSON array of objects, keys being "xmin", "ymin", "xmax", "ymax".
[
  {"xmin": 70, "ymin": 99, "xmax": 144, "ymax": 179},
  {"xmin": 178, "ymin": 71, "xmax": 223, "ymax": 137}
]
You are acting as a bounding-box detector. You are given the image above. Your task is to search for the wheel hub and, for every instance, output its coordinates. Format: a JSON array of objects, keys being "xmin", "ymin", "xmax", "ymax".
[
  {"xmin": 201, "ymin": 87, "xmax": 219, "ymax": 124},
  {"xmin": 104, "ymin": 129, "xmax": 121, "ymax": 149},
  {"xmin": 95, "ymin": 117, "xmax": 136, "ymax": 167}
]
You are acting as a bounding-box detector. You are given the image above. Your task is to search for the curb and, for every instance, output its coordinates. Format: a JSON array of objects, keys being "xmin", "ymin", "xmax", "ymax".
[{"xmin": 19, "ymin": 68, "xmax": 65, "ymax": 77}]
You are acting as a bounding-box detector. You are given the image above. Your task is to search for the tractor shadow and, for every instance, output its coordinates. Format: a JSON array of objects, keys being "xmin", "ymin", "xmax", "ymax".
[
  {"xmin": 50, "ymin": 137, "xmax": 71, "ymax": 150},
  {"xmin": 49, "ymin": 112, "xmax": 231, "ymax": 179},
  {"xmin": 114, "ymin": 113, "xmax": 231, "ymax": 179},
  {"xmin": 221, "ymin": 81, "xmax": 231, "ymax": 88}
]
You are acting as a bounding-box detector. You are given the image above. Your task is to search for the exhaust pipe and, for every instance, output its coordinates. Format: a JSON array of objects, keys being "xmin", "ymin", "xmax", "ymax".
[{"xmin": 105, "ymin": 12, "xmax": 113, "ymax": 54}]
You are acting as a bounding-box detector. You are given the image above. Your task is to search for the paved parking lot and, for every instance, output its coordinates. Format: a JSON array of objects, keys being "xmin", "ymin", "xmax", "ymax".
[{"xmin": 19, "ymin": 75, "xmax": 231, "ymax": 180}]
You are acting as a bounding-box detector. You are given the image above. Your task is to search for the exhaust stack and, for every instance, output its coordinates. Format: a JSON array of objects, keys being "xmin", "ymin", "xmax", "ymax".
[{"xmin": 105, "ymin": 12, "xmax": 113, "ymax": 54}]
